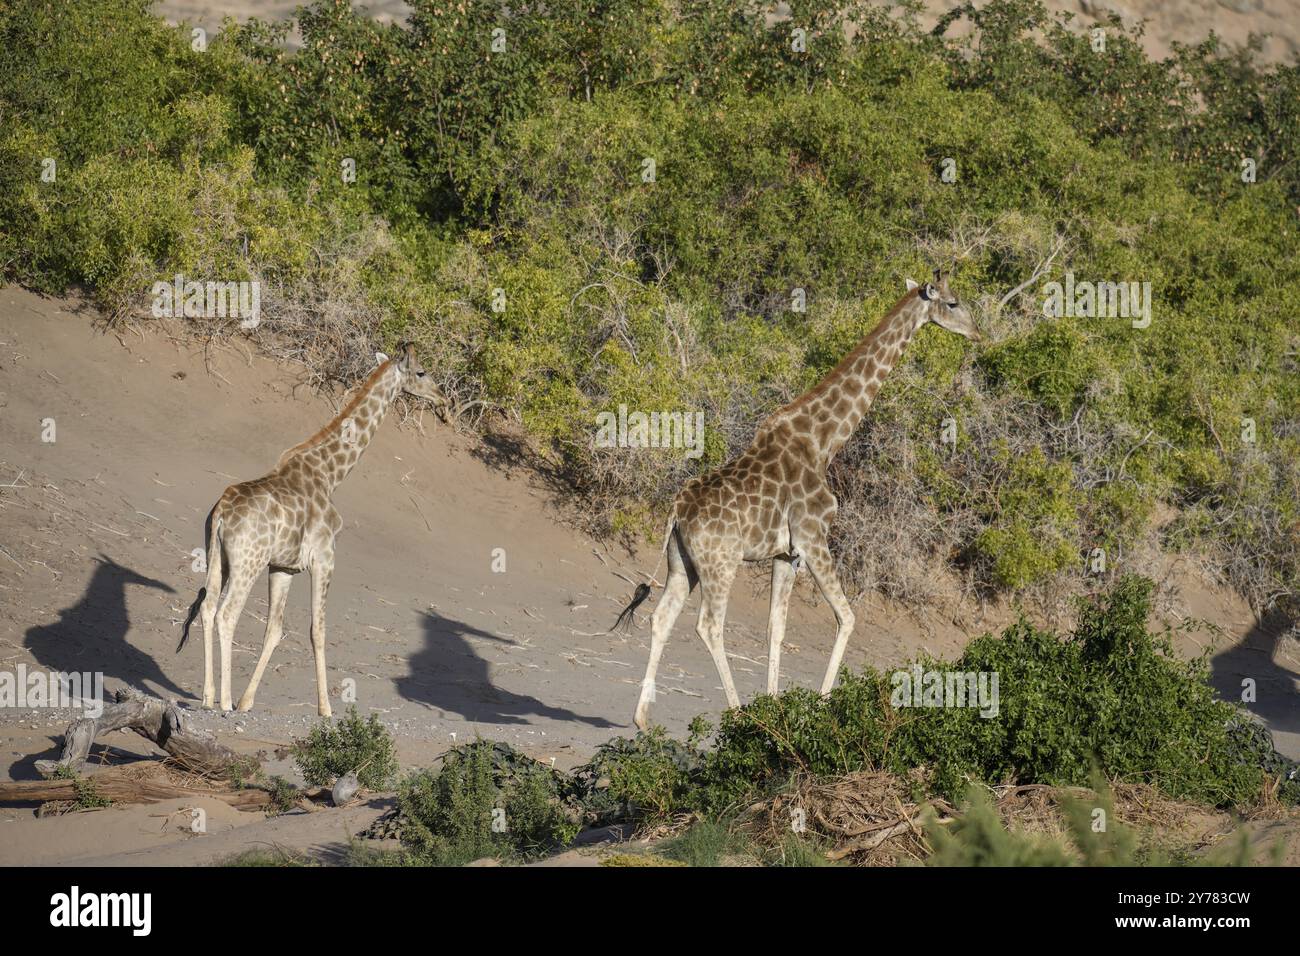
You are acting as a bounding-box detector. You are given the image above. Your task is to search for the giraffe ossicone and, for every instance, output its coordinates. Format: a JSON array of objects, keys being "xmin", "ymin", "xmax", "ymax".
[
  {"xmin": 177, "ymin": 343, "xmax": 447, "ymax": 716},
  {"xmin": 615, "ymin": 274, "xmax": 982, "ymax": 730}
]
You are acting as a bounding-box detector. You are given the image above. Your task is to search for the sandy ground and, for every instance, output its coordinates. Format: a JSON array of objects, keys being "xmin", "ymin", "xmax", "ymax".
[
  {"xmin": 154, "ymin": 0, "xmax": 1300, "ymax": 64},
  {"xmin": 0, "ymin": 287, "xmax": 1296, "ymax": 865}
]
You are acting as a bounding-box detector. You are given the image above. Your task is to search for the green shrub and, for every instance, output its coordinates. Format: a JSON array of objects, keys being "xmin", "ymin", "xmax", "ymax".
[
  {"xmin": 292, "ymin": 705, "xmax": 398, "ymax": 792},
  {"xmin": 571, "ymin": 727, "xmax": 704, "ymax": 823},
  {"xmin": 656, "ymin": 819, "xmax": 756, "ymax": 867},
  {"xmin": 693, "ymin": 577, "xmax": 1274, "ymax": 810},
  {"xmin": 396, "ymin": 741, "xmax": 578, "ymax": 865}
]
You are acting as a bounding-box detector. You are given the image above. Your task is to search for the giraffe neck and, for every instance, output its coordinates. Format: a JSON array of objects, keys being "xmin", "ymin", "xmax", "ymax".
[
  {"xmin": 277, "ymin": 361, "xmax": 402, "ymax": 493},
  {"xmin": 772, "ymin": 291, "xmax": 925, "ymax": 463}
]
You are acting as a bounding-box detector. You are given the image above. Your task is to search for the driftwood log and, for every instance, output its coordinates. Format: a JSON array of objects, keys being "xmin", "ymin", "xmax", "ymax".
[
  {"xmin": 0, "ymin": 769, "xmax": 274, "ymax": 810},
  {"xmin": 30, "ymin": 687, "xmax": 256, "ymax": 779}
]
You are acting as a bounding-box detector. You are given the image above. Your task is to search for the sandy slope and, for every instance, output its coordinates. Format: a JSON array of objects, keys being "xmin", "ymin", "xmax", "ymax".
[{"xmin": 0, "ymin": 288, "xmax": 1296, "ymax": 865}]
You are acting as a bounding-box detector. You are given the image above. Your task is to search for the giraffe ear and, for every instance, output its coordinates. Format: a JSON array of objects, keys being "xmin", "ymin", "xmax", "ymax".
[
  {"xmin": 375, "ymin": 352, "xmax": 389, "ymax": 365},
  {"xmin": 905, "ymin": 278, "xmax": 919, "ymax": 291}
]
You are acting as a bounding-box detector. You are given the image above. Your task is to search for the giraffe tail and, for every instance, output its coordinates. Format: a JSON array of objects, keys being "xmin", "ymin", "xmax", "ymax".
[
  {"xmin": 178, "ymin": 505, "xmax": 223, "ymax": 652},
  {"xmin": 610, "ymin": 517, "xmax": 675, "ymax": 631}
]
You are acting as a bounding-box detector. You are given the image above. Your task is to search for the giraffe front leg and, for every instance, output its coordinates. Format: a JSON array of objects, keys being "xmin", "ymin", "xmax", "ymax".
[
  {"xmin": 309, "ymin": 555, "xmax": 333, "ymax": 718},
  {"xmin": 802, "ymin": 540, "xmax": 855, "ymax": 696},
  {"xmin": 766, "ymin": 556, "xmax": 796, "ymax": 695}
]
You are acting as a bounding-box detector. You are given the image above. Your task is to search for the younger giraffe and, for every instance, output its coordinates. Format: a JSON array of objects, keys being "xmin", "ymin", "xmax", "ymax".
[
  {"xmin": 178, "ymin": 344, "xmax": 446, "ymax": 716},
  {"xmin": 616, "ymin": 274, "xmax": 981, "ymax": 730}
]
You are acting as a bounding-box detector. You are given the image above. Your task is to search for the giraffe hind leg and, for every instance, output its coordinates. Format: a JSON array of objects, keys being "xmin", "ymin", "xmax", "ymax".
[
  {"xmin": 236, "ymin": 568, "xmax": 293, "ymax": 712},
  {"xmin": 633, "ymin": 530, "xmax": 695, "ymax": 730},
  {"xmin": 214, "ymin": 557, "xmax": 258, "ymax": 712},
  {"xmin": 198, "ymin": 518, "xmax": 226, "ymax": 709}
]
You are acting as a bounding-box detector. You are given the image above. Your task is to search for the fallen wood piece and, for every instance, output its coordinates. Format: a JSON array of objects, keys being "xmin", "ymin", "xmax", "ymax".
[
  {"xmin": 825, "ymin": 820, "xmax": 915, "ymax": 861},
  {"xmin": 32, "ymin": 687, "xmax": 255, "ymax": 779},
  {"xmin": 0, "ymin": 766, "xmax": 272, "ymax": 810}
]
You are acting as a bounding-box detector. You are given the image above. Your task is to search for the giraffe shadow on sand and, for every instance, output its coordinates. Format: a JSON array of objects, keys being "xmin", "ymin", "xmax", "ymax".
[
  {"xmin": 395, "ymin": 610, "xmax": 617, "ymax": 728},
  {"xmin": 24, "ymin": 554, "xmax": 187, "ymax": 700},
  {"xmin": 1209, "ymin": 610, "xmax": 1300, "ymax": 742}
]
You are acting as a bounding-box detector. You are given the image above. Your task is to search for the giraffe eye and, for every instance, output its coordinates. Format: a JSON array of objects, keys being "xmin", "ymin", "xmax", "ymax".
[
  {"xmin": 945, "ymin": 300, "xmax": 958, "ymax": 309},
  {"xmin": 416, "ymin": 371, "xmax": 427, "ymax": 378}
]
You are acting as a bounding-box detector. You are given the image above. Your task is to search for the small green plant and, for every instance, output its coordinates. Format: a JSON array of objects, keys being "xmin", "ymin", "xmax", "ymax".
[
  {"xmin": 292, "ymin": 705, "xmax": 398, "ymax": 792},
  {"xmin": 218, "ymin": 847, "xmax": 318, "ymax": 867},
  {"xmin": 656, "ymin": 819, "xmax": 756, "ymax": 867},
  {"xmin": 925, "ymin": 788, "xmax": 1075, "ymax": 866},
  {"xmin": 262, "ymin": 775, "xmax": 298, "ymax": 815},
  {"xmin": 71, "ymin": 776, "xmax": 112, "ymax": 810},
  {"xmin": 397, "ymin": 740, "xmax": 578, "ymax": 865},
  {"xmin": 572, "ymin": 727, "xmax": 703, "ymax": 823},
  {"xmin": 761, "ymin": 833, "xmax": 838, "ymax": 868},
  {"xmin": 50, "ymin": 765, "xmax": 112, "ymax": 809},
  {"xmin": 925, "ymin": 774, "xmax": 1261, "ymax": 867}
]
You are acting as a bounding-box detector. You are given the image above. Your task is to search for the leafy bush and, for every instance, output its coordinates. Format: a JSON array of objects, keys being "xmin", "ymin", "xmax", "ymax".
[
  {"xmin": 396, "ymin": 741, "xmax": 579, "ymax": 865},
  {"xmin": 293, "ymin": 705, "xmax": 398, "ymax": 791},
  {"xmin": 674, "ymin": 577, "xmax": 1274, "ymax": 813},
  {"xmin": 570, "ymin": 727, "xmax": 704, "ymax": 823}
]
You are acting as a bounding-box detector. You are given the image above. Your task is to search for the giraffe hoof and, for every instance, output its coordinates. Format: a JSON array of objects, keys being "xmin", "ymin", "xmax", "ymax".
[{"xmin": 235, "ymin": 700, "xmax": 253, "ymax": 713}]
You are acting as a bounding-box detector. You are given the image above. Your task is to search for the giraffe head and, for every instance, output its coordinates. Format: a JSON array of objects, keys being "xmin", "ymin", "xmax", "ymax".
[
  {"xmin": 378, "ymin": 343, "xmax": 449, "ymax": 412},
  {"xmin": 906, "ymin": 271, "xmax": 981, "ymax": 343}
]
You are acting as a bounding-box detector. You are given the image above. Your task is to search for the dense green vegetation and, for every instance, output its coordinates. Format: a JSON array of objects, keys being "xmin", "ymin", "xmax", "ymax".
[
  {"xmin": 288, "ymin": 578, "xmax": 1292, "ymax": 865},
  {"xmin": 695, "ymin": 577, "xmax": 1278, "ymax": 809},
  {"xmin": 1, "ymin": 0, "xmax": 1297, "ymax": 605}
]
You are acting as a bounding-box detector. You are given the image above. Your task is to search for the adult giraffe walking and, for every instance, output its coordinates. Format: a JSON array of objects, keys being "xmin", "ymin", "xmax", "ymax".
[
  {"xmin": 616, "ymin": 274, "xmax": 982, "ymax": 730},
  {"xmin": 178, "ymin": 344, "xmax": 446, "ymax": 716}
]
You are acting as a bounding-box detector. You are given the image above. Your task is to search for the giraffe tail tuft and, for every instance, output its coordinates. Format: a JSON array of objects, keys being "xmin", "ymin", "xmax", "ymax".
[
  {"xmin": 178, "ymin": 504, "xmax": 223, "ymax": 652},
  {"xmin": 611, "ymin": 583, "xmax": 652, "ymax": 633},
  {"xmin": 177, "ymin": 588, "xmax": 206, "ymax": 651},
  {"xmin": 609, "ymin": 515, "xmax": 676, "ymax": 632}
]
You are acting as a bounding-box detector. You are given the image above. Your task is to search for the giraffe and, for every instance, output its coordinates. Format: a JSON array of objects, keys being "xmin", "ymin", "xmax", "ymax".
[
  {"xmin": 615, "ymin": 273, "xmax": 981, "ymax": 730},
  {"xmin": 177, "ymin": 343, "xmax": 446, "ymax": 716}
]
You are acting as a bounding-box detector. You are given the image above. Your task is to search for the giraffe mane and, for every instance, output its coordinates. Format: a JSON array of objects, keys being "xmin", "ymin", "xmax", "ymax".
[
  {"xmin": 275, "ymin": 358, "xmax": 398, "ymax": 467},
  {"xmin": 775, "ymin": 286, "xmax": 917, "ymax": 417}
]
